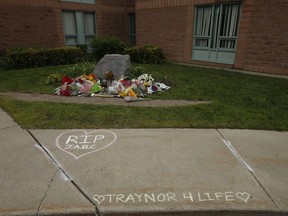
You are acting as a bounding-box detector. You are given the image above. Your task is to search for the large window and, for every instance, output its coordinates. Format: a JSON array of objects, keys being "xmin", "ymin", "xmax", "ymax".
[
  {"xmin": 192, "ymin": 3, "xmax": 241, "ymax": 64},
  {"xmin": 62, "ymin": 11, "xmax": 96, "ymax": 46}
]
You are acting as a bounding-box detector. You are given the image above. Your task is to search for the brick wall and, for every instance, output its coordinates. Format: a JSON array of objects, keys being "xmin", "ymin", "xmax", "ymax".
[
  {"xmin": 135, "ymin": 0, "xmax": 240, "ymax": 68},
  {"xmin": 60, "ymin": 0, "xmax": 134, "ymax": 43},
  {"xmin": 136, "ymin": 0, "xmax": 288, "ymax": 75},
  {"xmin": 0, "ymin": 0, "xmax": 134, "ymax": 50},
  {"xmin": 137, "ymin": 6, "xmax": 187, "ymax": 61},
  {"xmin": 1, "ymin": 0, "xmax": 287, "ymax": 75},
  {"xmin": 235, "ymin": 0, "xmax": 288, "ymax": 75},
  {"xmin": 96, "ymin": 1, "xmax": 135, "ymax": 43},
  {"xmin": 0, "ymin": 0, "xmax": 64, "ymax": 49}
]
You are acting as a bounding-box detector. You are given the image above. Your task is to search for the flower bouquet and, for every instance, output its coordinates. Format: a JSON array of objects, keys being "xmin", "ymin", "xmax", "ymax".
[{"xmin": 54, "ymin": 72, "xmax": 170, "ymax": 102}]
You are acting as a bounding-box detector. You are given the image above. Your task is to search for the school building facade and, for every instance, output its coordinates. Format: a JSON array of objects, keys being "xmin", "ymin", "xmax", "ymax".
[{"xmin": 0, "ymin": 0, "xmax": 287, "ymax": 75}]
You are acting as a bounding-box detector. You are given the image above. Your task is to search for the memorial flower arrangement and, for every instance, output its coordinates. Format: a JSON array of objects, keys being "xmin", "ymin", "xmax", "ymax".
[
  {"xmin": 54, "ymin": 72, "xmax": 170, "ymax": 102},
  {"xmin": 137, "ymin": 74, "xmax": 154, "ymax": 86}
]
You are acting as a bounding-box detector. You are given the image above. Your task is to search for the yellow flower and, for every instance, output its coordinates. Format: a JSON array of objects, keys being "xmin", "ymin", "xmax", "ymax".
[
  {"xmin": 128, "ymin": 88, "xmax": 137, "ymax": 98},
  {"xmin": 119, "ymin": 91, "xmax": 126, "ymax": 98}
]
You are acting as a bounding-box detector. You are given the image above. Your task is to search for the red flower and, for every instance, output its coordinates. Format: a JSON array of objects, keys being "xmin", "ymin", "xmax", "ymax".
[
  {"xmin": 62, "ymin": 75, "xmax": 73, "ymax": 85},
  {"xmin": 78, "ymin": 78, "xmax": 84, "ymax": 84},
  {"xmin": 120, "ymin": 80, "xmax": 131, "ymax": 87},
  {"xmin": 60, "ymin": 85, "xmax": 71, "ymax": 96}
]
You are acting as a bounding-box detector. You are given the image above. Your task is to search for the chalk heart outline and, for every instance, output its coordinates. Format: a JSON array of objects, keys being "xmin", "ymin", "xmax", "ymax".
[
  {"xmin": 93, "ymin": 194, "xmax": 105, "ymax": 205},
  {"xmin": 236, "ymin": 192, "xmax": 250, "ymax": 203},
  {"xmin": 56, "ymin": 129, "xmax": 117, "ymax": 160}
]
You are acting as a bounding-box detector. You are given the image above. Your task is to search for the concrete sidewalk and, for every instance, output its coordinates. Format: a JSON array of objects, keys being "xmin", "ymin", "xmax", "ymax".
[{"xmin": 0, "ymin": 108, "xmax": 288, "ymax": 216}]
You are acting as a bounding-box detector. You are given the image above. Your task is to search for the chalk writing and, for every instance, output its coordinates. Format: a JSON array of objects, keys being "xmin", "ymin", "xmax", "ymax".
[
  {"xmin": 56, "ymin": 130, "xmax": 117, "ymax": 159},
  {"xmin": 64, "ymin": 134, "xmax": 105, "ymax": 150},
  {"xmin": 92, "ymin": 191, "xmax": 251, "ymax": 205},
  {"xmin": 66, "ymin": 134, "xmax": 104, "ymax": 144}
]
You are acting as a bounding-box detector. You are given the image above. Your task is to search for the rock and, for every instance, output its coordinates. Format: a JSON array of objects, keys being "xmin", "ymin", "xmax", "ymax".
[{"xmin": 94, "ymin": 54, "xmax": 131, "ymax": 80}]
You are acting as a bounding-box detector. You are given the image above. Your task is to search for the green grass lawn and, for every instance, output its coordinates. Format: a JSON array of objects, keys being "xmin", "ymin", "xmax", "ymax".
[{"xmin": 0, "ymin": 63, "xmax": 288, "ymax": 130}]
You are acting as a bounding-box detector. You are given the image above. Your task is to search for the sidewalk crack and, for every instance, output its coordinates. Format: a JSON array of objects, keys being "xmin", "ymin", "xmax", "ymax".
[
  {"xmin": 216, "ymin": 129, "xmax": 279, "ymax": 209},
  {"xmin": 0, "ymin": 125, "xmax": 18, "ymax": 131},
  {"xmin": 28, "ymin": 130, "xmax": 102, "ymax": 216},
  {"xmin": 36, "ymin": 170, "xmax": 58, "ymax": 216}
]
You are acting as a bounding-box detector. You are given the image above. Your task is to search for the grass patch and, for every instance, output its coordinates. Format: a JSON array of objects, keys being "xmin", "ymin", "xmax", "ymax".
[
  {"xmin": 0, "ymin": 64, "xmax": 288, "ymax": 130},
  {"xmin": 0, "ymin": 65, "xmax": 66, "ymax": 94}
]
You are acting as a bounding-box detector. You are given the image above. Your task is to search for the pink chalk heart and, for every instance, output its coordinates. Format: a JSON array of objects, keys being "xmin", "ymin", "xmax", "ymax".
[{"xmin": 56, "ymin": 130, "xmax": 117, "ymax": 159}]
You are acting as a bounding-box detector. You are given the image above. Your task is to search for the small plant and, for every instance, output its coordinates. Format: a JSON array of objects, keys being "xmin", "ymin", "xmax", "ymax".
[
  {"xmin": 63, "ymin": 59, "xmax": 95, "ymax": 77},
  {"xmin": 45, "ymin": 60, "xmax": 95, "ymax": 85},
  {"xmin": 45, "ymin": 72, "xmax": 62, "ymax": 85},
  {"xmin": 128, "ymin": 65, "xmax": 146, "ymax": 78}
]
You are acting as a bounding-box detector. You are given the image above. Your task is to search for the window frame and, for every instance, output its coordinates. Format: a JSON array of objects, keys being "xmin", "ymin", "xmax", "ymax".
[
  {"xmin": 83, "ymin": 12, "xmax": 97, "ymax": 44},
  {"xmin": 62, "ymin": 10, "xmax": 97, "ymax": 46},
  {"xmin": 192, "ymin": 2, "xmax": 242, "ymax": 64},
  {"xmin": 62, "ymin": 11, "xmax": 78, "ymax": 46}
]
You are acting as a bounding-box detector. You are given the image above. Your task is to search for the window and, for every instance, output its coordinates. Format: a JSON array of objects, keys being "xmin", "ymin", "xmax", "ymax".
[
  {"xmin": 62, "ymin": 11, "xmax": 96, "ymax": 46},
  {"xmin": 84, "ymin": 13, "xmax": 97, "ymax": 43},
  {"xmin": 60, "ymin": 0, "xmax": 96, "ymax": 4},
  {"xmin": 62, "ymin": 11, "xmax": 78, "ymax": 45},
  {"xmin": 128, "ymin": 13, "xmax": 136, "ymax": 46},
  {"xmin": 192, "ymin": 3, "xmax": 241, "ymax": 64}
]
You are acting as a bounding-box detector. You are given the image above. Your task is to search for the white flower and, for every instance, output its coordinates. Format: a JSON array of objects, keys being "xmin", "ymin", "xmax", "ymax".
[{"xmin": 137, "ymin": 74, "xmax": 154, "ymax": 85}]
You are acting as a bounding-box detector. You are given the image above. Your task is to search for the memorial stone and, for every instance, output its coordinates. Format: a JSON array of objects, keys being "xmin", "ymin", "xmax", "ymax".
[{"xmin": 93, "ymin": 54, "xmax": 131, "ymax": 80}]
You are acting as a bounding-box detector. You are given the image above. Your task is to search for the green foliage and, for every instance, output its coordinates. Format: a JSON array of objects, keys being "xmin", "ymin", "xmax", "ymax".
[
  {"xmin": 45, "ymin": 72, "xmax": 62, "ymax": 85},
  {"xmin": 91, "ymin": 35, "xmax": 126, "ymax": 60},
  {"xmin": 125, "ymin": 45, "xmax": 166, "ymax": 64},
  {"xmin": 0, "ymin": 59, "xmax": 5, "ymax": 69},
  {"xmin": 5, "ymin": 47, "xmax": 83, "ymax": 69},
  {"xmin": 76, "ymin": 44, "xmax": 94, "ymax": 60},
  {"xmin": 128, "ymin": 65, "xmax": 146, "ymax": 78},
  {"xmin": 76, "ymin": 44, "xmax": 88, "ymax": 53},
  {"xmin": 45, "ymin": 59, "xmax": 95, "ymax": 85},
  {"xmin": 1, "ymin": 63, "xmax": 288, "ymax": 130},
  {"xmin": 63, "ymin": 59, "xmax": 95, "ymax": 77},
  {"xmin": 0, "ymin": 47, "xmax": 7, "ymax": 69}
]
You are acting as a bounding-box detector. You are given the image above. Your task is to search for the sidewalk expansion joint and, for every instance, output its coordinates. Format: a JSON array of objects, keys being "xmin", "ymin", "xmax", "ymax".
[
  {"xmin": 216, "ymin": 129, "xmax": 279, "ymax": 209},
  {"xmin": 27, "ymin": 130, "xmax": 102, "ymax": 216}
]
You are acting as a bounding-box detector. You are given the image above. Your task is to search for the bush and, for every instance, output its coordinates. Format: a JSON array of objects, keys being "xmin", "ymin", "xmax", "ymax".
[
  {"xmin": 125, "ymin": 45, "xmax": 166, "ymax": 64},
  {"xmin": 91, "ymin": 35, "xmax": 126, "ymax": 60},
  {"xmin": 5, "ymin": 47, "xmax": 83, "ymax": 69}
]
